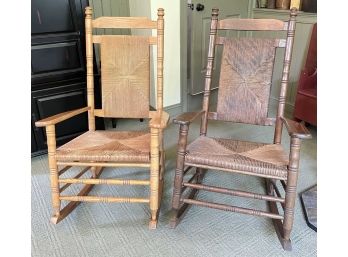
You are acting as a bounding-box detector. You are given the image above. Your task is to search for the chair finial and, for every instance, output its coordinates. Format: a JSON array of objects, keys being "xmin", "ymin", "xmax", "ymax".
[
  {"xmin": 212, "ymin": 8, "xmax": 219, "ymax": 17},
  {"xmin": 290, "ymin": 7, "xmax": 298, "ymax": 17},
  {"xmin": 157, "ymin": 8, "xmax": 164, "ymax": 17},
  {"xmin": 85, "ymin": 6, "xmax": 93, "ymax": 17}
]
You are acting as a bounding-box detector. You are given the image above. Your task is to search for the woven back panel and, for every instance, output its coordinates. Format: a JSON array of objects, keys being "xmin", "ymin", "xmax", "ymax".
[
  {"xmin": 100, "ymin": 36, "xmax": 150, "ymax": 118},
  {"xmin": 216, "ymin": 38, "xmax": 277, "ymax": 125}
]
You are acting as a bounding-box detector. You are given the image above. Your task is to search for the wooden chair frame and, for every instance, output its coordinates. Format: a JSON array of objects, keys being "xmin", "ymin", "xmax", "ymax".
[
  {"xmin": 35, "ymin": 7, "xmax": 168, "ymax": 229},
  {"xmin": 170, "ymin": 8, "xmax": 312, "ymax": 250}
]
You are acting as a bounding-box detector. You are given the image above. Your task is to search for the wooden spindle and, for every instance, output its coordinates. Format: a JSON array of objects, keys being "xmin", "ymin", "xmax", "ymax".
[
  {"xmin": 149, "ymin": 127, "xmax": 160, "ymax": 229},
  {"xmin": 46, "ymin": 125, "xmax": 60, "ymax": 219},
  {"xmin": 274, "ymin": 8, "xmax": 297, "ymax": 144},
  {"xmin": 157, "ymin": 8, "xmax": 164, "ymax": 115},
  {"xmin": 283, "ymin": 136, "xmax": 301, "ymax": 240},
  {"xmin": 200, "ymin": 8, "xmax": 219, "ymax": 136},
  {"xmin": 85, "ymin": 7, "xmax": 95, "ymax": 131}
]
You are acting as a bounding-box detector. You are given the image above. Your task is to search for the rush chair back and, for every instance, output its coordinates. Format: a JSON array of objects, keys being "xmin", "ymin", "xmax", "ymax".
[
  {"xmin": 170, "ymin": 8, "xmax": 311, "ymax": 250},
  {"xmin": 35, "ymin": 7, "xmax": 168, "ymax": 229}
]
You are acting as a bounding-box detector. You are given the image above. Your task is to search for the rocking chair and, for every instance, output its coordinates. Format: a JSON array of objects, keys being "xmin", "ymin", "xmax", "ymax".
[
  {"xmin": 170, "ymin": 8, "xmax": 311, "ymax": 250},
  {"xmin": 35, "ymin": 7, "xmax": 168, "ymax": 229}
]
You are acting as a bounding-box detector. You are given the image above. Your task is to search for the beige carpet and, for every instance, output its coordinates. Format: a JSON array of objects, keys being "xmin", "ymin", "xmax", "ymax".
[{"xmin": 32, "ymin": 118, "xmax": 317, "ymax": 257}]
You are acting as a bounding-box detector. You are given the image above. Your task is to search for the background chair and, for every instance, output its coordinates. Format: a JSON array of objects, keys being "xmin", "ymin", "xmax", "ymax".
[
  {"xmin": 35, "ymin": 7, "xmax": 168, "ymax": 229},
  {"xmin": 170, "ymin": 8, "xmax": 311, "ymax": 250}
]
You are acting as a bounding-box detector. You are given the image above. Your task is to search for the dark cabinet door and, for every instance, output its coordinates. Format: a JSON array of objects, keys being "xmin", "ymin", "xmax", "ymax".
[
  {"xmin": 31, "ymin": 125, "xmax": 38, "ymax": 153},
  {"xmin": 31, "ymin": 0, "xmax": 76, "ymax": 34},
  {"xmin": 32, "ymin": 83, "xmax": 89, "ymax": 151},
  {"xmin": 31, "ymin": 0, "xmax": 102, "ymax": 156},
  {"xmin": 31, "ymin": 0, "xmax": 87, "ymax": 85}
]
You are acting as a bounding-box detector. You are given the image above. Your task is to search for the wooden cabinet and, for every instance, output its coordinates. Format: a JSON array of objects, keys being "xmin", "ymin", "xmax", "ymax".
[{"xmin": 31, "ymin": 0, "xmax": 103, "ymax": 156}]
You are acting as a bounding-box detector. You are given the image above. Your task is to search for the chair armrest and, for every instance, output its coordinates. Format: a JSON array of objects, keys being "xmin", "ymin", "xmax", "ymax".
[
  {"xmin": 35, "ymin": 107, "xmax": 90, "ymax": 127},
  {"xmin": 149, "ymin": 111, "xmax": 170, "ymax": 129},
  {"xmin": 173, "ymin": 110, "xmax": 205, "ymax": 125},
  {"xmin": 280, "ymin": 117, "xmax": 312, "ymax": 139}
]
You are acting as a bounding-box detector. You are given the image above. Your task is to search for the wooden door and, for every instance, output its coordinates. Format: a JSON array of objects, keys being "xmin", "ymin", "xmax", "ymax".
[{"xmin": 186, "ymin": 0, "xmax": 253, "ymax": 110}]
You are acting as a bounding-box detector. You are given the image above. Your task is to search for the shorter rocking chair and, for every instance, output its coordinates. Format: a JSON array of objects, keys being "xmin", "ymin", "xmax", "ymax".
[
  {"xmin": 170, "ymin": 8, "xmax": 311, "ymax": 250},
  {"xmin": 35, "ymin": 7, "xmax": 168, "ymax": 229}
]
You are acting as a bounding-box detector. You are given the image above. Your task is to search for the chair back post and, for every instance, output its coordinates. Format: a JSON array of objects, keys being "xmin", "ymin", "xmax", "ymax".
[
  {"xmin": 274, "ymin": 8, "xmax": 297, "ymax": 144},
  {"xmin": 156, "ymin": 8, "xmax": 164, "ymax": 115},
  {"xmin": 85, "ymin": 7, "xmax": 95, "ymax": 131},
  {"xmin": 200, "ymin": 8, "xmax": 219, "ymax": 136}
]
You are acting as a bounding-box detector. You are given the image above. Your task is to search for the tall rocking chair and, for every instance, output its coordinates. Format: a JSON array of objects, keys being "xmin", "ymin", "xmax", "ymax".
[
  {"xmin": 170, "ymin": 8, "xmax": 311, "ymax": 250},
  {"xmin": 35, "ymin": 7, "xmax": 168, "ymax": 229}
]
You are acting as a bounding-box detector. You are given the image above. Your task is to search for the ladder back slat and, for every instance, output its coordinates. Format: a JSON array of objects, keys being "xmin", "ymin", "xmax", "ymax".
[
  {"xmin": 218, "ymin": 19, "xmax": 287, "ymax": 31},
  {"xmin": 93, "ymin": 35, "xmax": 157, "ymax": 45},
  {"xmin": 92, "ymin": 17, "xmax": 157, "ymax": 29}
]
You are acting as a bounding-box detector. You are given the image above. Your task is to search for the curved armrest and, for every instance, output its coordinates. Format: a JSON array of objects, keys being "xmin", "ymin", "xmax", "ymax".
[
  {"xmin": 280, "ymin": 117, "xmax": 312, "ymax": 140},
  {"xmin": 149, "ymin": 111, "xmax": 170, "ymax": 129},
  {"xmin": 35, "ymin": 107, "xmax": 90, "ymax": 127},
  {"xmin": 173, "ymin": 110, "xmax": 205, "ymax": 125}
]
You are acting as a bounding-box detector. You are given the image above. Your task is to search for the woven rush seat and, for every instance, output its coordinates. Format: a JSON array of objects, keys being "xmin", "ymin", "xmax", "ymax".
[
  {"xmin": 56, "ymin": 130, "xmax": 151, "ymax": 163},
  {"xmin": 185, "ymin": 136, "xmax": 289, "ymax": 179}
]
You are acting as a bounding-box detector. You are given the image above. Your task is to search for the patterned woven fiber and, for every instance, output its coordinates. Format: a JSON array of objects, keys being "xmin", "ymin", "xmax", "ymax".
[
  {"xmin": 56, "ymin": 131, "xmax": 150, "ymax": 163},
  {"xmin": 216, "ymin": 38, "xmax": 277, "ymax": 125},
  {"xmin": 101, "ymin": 36, "xmax": 150, "ymax": 118},
  {"xmin": 186, "ymin": 136, "xmax": 288, "ymax": 179}
]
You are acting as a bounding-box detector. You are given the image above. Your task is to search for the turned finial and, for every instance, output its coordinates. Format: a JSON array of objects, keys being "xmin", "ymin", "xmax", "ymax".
[
  {"xmin": 290, "ymin": 7, "xmax": 298, "ymax": 18},
  {"xmin": 85, "ymin": 6, "xmax": 92, "ymax": 17},
  {"xmin": 212, "ymin": 8, "xmax": 219, "ymax": 17},
  {"xmin": 157, "ymin": 8, "xmax": 164, "ymax": 17}
]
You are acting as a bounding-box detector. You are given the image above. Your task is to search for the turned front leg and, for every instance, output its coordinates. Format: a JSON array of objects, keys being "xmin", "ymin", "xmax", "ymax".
[
  {"xmin": 46, "ymin": 125, "xmax": 61, "ymax": 221},
  {"xmin": 172, "ymin": 124, "xmax": 189, "ymax": 211},
  {"xmin": 149, "ymin": 128, "xmax": 160, "ymax": 229},
  {"xmin": 283, "ymin": 137, "xmax": 301, "ymax": 240}
]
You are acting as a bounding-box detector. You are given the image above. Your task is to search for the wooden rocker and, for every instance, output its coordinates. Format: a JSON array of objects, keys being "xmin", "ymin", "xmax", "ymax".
[
  {"xmin": 170, "ymin": 8, "xmax": 312, "ymax": 250},
  {"xmin": 35, "ymin": 7, "xmax": 168, "ymax": 229}
]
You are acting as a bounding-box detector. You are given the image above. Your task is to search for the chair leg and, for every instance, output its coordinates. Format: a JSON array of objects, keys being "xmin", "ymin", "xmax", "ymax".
[
  {"xmin": 170, "ymin": 124, "xmax": 189, "ymax": 228},
  {"xmin": 196, "ymin": 167, "xmax": 207, "ymax": 183},
  {"xmin": 266, "ymin": 179, "xmax": 292, "ymax": 251},
  {"xmin": 53, "ymin": 167, "xmax": 103, "ymax": 224},
  {"xmin": 111, "ymin": 118, "xmax": 117, "ymax": 128},
  {"xmin": 91, "ymin": 166, "xmax": 97, "ymax": 178},
  {"xmin": 158, "ymin": 150, "xmax": 165, "ymax": 208},
  {"xmin": 283, "ymin": 180, "xmax": 299, "ymax": 243},
  {"xmin": 149, "ymin": 128, "xmax": 160, "ymax": 229},
  {"xmin": 46, "ymin": 125, "xmax": 61, "ymax": 224},
  {"xmin": 282, "ymin": 137, "xmax": 301, "ymax": 250},
  {"xmin": 266, "ymin": 138, "xmax": 301, "ymax": 251},
  {"xmin": 49, "ymin": 158, "xmax": 61, "ymax": 224}
]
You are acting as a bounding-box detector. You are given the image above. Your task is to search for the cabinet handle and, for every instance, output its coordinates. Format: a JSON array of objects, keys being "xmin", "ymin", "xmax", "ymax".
[{"xmin": 196, "ymin": 3, "xmax": 205, "ymax": 11}]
